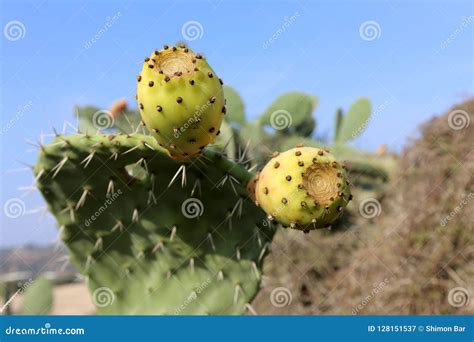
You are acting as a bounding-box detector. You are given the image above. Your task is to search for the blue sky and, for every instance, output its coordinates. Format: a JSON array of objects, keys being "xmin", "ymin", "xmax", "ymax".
[{"xmin": 1, "ymin": 0, "xmax": 472, "ymax": 246}]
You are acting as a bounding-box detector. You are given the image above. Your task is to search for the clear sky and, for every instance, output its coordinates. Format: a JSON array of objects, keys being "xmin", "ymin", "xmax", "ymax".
[{"xmin": 1, "ymin": 0, "xmax": 472, "ymax": 246}]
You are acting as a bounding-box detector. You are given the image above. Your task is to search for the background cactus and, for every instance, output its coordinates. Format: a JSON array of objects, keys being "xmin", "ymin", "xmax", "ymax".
[
  {"xmin": 19, "ymin": 277, "xmax": 53, "ymax": 315},
  {"xmin": 257, "ymin": 92, "xmax": 318, "ymax": 137},
  {"xmin": 333, "ymin": 97, "xmax": 371, "ymax": 145},
  {"xmin": 223, "ymin": 86, "xmax": 246, "ymax": 126},
  {"xmin": 0, "ymin": 274, "xmax": 53, "ymax": 315}
]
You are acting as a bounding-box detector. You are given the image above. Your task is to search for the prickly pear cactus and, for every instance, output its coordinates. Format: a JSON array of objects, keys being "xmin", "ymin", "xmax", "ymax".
[
  {"xmin": 255, "ymin": 146, "xmax": 351, "ymax": 231},
  {"xmin": 34, "ymin": 133, "xmax": 274, "ymax": 314},
  {"xmin": 223, "ymin": 85, "xmax": 246, "ymax": 126},
  {"xmin": 20, "ymin": 277, "xmax": 53, "ymax": 315},
  {"xmin": 334, "ymin": 97, "xmax": 371, "ymax": 144},
  {"xmin": 137, "ymin": 44, "xmax": 225, "ymax": 160}
]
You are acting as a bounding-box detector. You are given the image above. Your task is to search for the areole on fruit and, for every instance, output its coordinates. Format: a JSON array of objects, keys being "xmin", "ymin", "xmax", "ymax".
[
  {"xmin": 154, "ymin": 48, "xmax": 195, "ymax": 77},
  {"xmin": 255, "ymin": 145, "xmax": 352, "ymax": 231},
  {"xmin": 302, "ymin": 163, "xmax": 340, "ymax": 206},
  {"xmin": 136, "ymin": 44, "xmax": 225, "ymax": 160}
]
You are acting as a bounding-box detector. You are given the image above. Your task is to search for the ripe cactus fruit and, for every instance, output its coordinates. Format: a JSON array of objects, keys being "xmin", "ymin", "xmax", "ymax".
[
  {"xmin": 255, "ymin": 146, "xmax": 352, "ymax": 231},
  {"xmin": 137, "ymin": 44, "xmax": 225, "ymax": 160}
]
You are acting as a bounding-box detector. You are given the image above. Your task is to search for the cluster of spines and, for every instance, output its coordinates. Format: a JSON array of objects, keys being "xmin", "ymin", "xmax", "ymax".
[{"xmin": 33, "ymin": 132, "xmax": 272, "ymax": 314}]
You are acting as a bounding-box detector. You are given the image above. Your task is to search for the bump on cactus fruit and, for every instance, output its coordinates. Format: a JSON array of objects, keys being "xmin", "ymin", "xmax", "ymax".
[
  {"xmin": 34, "ymin": 133, "xmax": 274, "ymax": 314},
  {"xmin": 137, "ymin": 44, "xmax": 225, "ymax": 160},
  {"xmin": 255, "ymin": 146, "xmax": 352, "ymax": 231}
]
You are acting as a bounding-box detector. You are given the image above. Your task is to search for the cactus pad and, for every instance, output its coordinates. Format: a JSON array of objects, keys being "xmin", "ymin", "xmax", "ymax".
[
  {"xmin": 20, "ymin": 277, "xmax": 53, "ymax": 315},
  {"xmin": 34, "ymin": 134, "xmax": 273, "ymax": 314},
  {"xmin": 335, "ymin": 97, "xmax": 371, "ymax": 144},
  {"xmin": 255, "ymin": 146, "xmax": 351, "ymax": 231},
  {"xmin": 137, "ymin": 44, "xmax": 225, "ymax": 160}
]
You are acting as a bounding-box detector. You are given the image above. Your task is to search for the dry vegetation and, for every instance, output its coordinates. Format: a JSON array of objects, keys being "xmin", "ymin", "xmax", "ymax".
[{"xmin": 253, "ymin": 98, "xmax": 474, "ymax": 315}]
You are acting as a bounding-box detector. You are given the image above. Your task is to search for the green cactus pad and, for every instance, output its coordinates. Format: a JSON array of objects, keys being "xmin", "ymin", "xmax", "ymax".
[
  {"xmin": 137, "ymin": 45, "xmax": 225, "ymax": 160},
  {"xmin": 335, "ymin": 97, "xmax": 371, "ymax": 144},
  {"xmin": 259, "ymin": 92, "xmax": 318, "ymax": 132},
  {"xmin": 333, "ymin": 108, "xmax": 344, "ymax": 142},
  {"xmin": 34, "ymin": 134, "xmax": 274, "ymax": 314},
  {"xmin": 255, "ymin": 146, "xmax": 352, "ymax": 231},
  {"xmin": 20, "ymin": 277, "xmax": 53, "ymax": 315},
  {"xmin": 223, "ymin": 86, "xmax": 246, "ymax": 125}
]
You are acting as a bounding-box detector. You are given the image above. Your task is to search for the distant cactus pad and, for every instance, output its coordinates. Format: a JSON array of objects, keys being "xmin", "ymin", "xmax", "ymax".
[
  {"xmin": 137, "ymin": 44, "xmax": 225, "ymax": 160},
  {"xmin": 255, "ymin": 146, "xmax": 352, "ymax": 231},
  {"xmin": 34, "ymin": 134, "xmax": 273, "ymax": 314}
]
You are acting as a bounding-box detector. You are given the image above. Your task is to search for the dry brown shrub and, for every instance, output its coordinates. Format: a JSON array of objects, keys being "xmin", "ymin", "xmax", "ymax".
[{"xmin": 253, "ymin": 98, "xmax": 474, "ymax": 315}]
